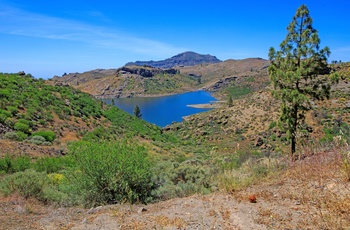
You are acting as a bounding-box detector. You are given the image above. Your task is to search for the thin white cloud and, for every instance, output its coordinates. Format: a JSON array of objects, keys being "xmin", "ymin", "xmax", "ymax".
[{"xmin": 0, "ymin": 4, "xmax": 185, "ymax": 57}]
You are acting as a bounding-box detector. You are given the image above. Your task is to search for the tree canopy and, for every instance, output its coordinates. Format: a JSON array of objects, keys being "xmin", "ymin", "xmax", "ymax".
[
  {"xmin": 133, "ymin": 105, "xmax": 142, "ymax": 119},
  {"xmin": 268, "ymin": 4, "xmax": 332, "ymax": 156}
]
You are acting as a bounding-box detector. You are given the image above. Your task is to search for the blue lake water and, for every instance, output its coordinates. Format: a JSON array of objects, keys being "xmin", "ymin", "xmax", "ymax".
[{"xmin": 103, "ymin": 91, "xmax": 217, "ymax": 127}]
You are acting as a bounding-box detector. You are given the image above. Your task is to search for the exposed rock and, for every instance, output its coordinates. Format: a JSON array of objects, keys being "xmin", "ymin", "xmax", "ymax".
[
  {"xmin": 87, "ymin": 206, "xmax": 103, "ymax": 214},
  {"xmin": 306, "ymin": 126, "xmax": 313, "ymax": 133},
  {"xmin": 207, "ymin": 76, "xmax": 238, "ymax": 91},
  {"xmin": 126, "ymin": 51, "xmax": 221, "ymax": 68},
  {"xmin": 162, "ymin": 125, "xmax": 180, "ymax": 131},
  {"xmin": 138, "ymin": 207, "xmax": 147, "ymax": 214},
  {"xmin": 117, "ymin": 66, "xmax": 178, "ymax": 78},
  {"xmin": 0, "ymin": 123, "xmax": 12, "ymax": 135},
  {"xmin": 275, "ymin": 130, "xmax": 283, "ymax": 138},
  {"xmin": 254, "ymin": 137, "xmax": 264, "ymax": 147},
  {"xmin": 197, "ymin": 122, "xmax": 205, "ymax": 128},
  {"xmin": 188, "ymin": 73, "xmax": 202, "ymax": 78},
  {"xmin": 346, "ymin": 101, "xmax": 350, "ymax": 109},
  {"xmin": 200, "ymin": 131, "xmax": 208, "ymax": 136}
]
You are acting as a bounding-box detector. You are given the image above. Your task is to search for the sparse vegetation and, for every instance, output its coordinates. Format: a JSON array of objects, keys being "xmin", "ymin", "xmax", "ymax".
[{"xmin": 225, "ymin": 85, "xmax": 252, "ymax": 99}]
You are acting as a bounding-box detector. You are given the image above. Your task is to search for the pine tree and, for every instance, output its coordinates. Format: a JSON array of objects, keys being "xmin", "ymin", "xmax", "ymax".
[
  {"xmin": 133, "ymin": 105, "xmax": 142, "ymax": 118},
  {"xmin": 268, "ymin": 4, "xmax": 332, "ymax": 157},
  {"xmin": 227, "ymin": 95, "xmax": 233, "ymax": 107}
]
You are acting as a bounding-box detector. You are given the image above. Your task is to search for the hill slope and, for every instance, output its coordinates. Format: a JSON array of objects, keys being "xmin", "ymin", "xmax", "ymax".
[
  {"xmin": 51, "ymin": 58, "xmax": 270, "ymax": 98},
  {"xmin": 126, "ymin": 51, "xmax": 222, "ymax": 68},
  {"xmin": 0, "ymin": 73, "xmax": 176, "ymax": 156},
  {"xmin": 51, "ymin": 66, "xmax": 199, "ymax": 98},
  {"xmin": 1, "ymin": 65, "xmax": 350, "ymax": 229}
]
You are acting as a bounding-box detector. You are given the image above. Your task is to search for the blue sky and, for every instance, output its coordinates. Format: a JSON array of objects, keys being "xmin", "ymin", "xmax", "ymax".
[{"xmin": 1, "ymin": 0, "xmax": 349, "ymax": 78}]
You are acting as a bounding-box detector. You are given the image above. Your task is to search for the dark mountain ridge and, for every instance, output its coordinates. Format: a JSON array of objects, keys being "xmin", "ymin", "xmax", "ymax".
[{"xmin": 126, "ymin": 51, "xmax": 222, "ymax": 68}]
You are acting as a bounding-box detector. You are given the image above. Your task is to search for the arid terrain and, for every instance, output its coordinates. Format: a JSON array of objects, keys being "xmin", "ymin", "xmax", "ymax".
[
  {"xmin": 1, "ymin": 146, "xmax": 349, "ymax": 230},
  {"xmin": 1, "ymin": 60, "xmax": 349, "ymax": 230}
]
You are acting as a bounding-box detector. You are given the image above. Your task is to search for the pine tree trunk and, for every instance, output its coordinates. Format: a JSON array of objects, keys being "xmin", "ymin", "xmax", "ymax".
[
  {"xmin": 291, "ymin": 133, "xmax": 296, "ymax": 157},
  {"xmin": 291, "ymin": 103, "xmax": 298, "ymax": 160}
]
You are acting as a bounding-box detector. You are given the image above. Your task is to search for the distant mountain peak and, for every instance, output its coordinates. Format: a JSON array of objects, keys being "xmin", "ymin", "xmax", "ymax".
[{"xmin": 126, "ymin": 51, "xmax": 221, "ymax": 68}]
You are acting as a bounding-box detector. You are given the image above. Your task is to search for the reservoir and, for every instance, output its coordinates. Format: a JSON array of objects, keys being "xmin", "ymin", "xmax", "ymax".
[{"xmin": 104, "ymin": 91, "xmax": 217, "ymax": 127}]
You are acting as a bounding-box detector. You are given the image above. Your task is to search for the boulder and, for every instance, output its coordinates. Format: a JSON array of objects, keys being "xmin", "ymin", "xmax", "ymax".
[{"xmin": 254, "ymin": 137, "xmax": 264, "ymax": 147}]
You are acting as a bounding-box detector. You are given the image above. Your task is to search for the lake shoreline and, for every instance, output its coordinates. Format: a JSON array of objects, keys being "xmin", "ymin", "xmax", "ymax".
[
  {"xmin": 103, "ymin": 90, "xmax": 219, "ymax": 127},
  {"xmin": 97, "ymin": 89, "xmax": 201, "ymax": 99},
  {"xmin": 97, "ymin": 89, "xmax": 224, "ymax": 100},
  {"xmin": 187, "ymin": 100, "xmax": 225, "ymax": 109}
]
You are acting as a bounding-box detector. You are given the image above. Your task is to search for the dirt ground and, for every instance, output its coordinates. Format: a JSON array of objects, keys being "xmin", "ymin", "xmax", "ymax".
[{"xmin": 0, "ymin": 192, "xmax": 295, "ymax": 230}]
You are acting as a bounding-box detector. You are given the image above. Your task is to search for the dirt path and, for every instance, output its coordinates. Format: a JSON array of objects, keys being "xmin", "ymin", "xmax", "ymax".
[{"xmin": 1, "ymin": 190, "xmax": 306, "ymax": 230}]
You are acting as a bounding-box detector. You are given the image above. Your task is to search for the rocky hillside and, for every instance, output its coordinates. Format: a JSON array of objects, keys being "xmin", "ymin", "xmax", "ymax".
[
  {"xmin": 1, "ymin": 62, "xmax": 350, "ymax": 230},
  {"xmin": 50, "ymin": 57, "xmax": 270, "ymax": 98},
  {"xmin": 178, "ymin": 58, "xmax": 270, "ymax": 90},
  {"xmin": 165, "ymin": 63, "xmax": 350, "ymax": 156},
  {"xmin": 0, "ymin": 72, "xmax": 173, "ymax": 157},
  {"xmin": 126, "ymin": 51, "xmax": 221, "ymax": 68},
  {"xmin": 51, "ymin": 66, "xmax": 199, "ymax": 98},
  {"xmin": 1, "ymin": 65, "xmax": 349, "ymax": 230}
]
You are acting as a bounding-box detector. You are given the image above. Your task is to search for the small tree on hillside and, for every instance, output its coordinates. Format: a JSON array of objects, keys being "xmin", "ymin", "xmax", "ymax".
[
  {"xmin": 227, "ymin": 95, "xmax": 233, "ymax": 107},
  {"xmin": 133, "ymin": 105, "xmax": 142, "ymax": 119},
  {"xmin": 268, "ymin": 4, "xmax": 333, "ymax": 157}
]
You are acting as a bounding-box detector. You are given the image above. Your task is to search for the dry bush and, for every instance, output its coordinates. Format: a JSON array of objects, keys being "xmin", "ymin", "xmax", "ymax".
[
  {"xmin": 282, "ymin": 146, "xmax": 350, "ymax": 229},
  {"xmin": 217, "ymin": 156, "xmax": 285, "ymax": 192},
  {"xmin": 152, "ymin": 215, "xmax": 185, "ymax": 228}
]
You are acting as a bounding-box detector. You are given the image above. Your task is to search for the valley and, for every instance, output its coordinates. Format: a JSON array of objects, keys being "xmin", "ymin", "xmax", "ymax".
[
  {"xmin": 51, "ymin": 52, "xmax": 269, "ymax": 99},
  {"xmin": 0, "ymin": 51, "xmax": 350, "ymax": 229}
]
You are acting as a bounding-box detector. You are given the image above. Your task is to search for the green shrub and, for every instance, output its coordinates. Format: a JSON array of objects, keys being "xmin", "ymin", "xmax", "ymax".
[
  {"xmin": 33, "ymin": 156, "xmax": 75, "ymax": 174},
  {"xmin": 0, "ymin": 109, "xmax": 11, "ymax": 118},
  {"xmin": 0, "ymin": 89, "xmax": 10, "ymax": 99},
  {"xmin": 17, "ymin": 119, "xmax": 34, "ymax": 127},
  {"xmin": 6, "ymin": 106, "xmax": 18, "ymax": 116},
  {"xmin": 0, "ymin": 155, "xmax": 32, "ymax": 174},
  {"xmin": 4, "ymin": 132, "xmax": 18, "ymax": 141},
  {"xmin": 0, "ymin": 156, "xmax": 11, "ymax": 173},
  {"xmin": 0, "ymin": 114, "xmax": 7, "ymax": 123},
  {"xmin": 4, "ymin": 118, "xmax": 15, "ymax": 128},
  {"xmin": 16, "ymin": 131, "xmax": 28, "ymax": 141},
  {"xmin": 3, "ymin": 131, "xmax": 28, "ymax": 141},
  {"xmin": 42, "ymin": 185, "xmax": 69, "ymax": 205},
  {"xmin": 270, "ymin": 133, "xmax": 277, "ymax": 141},
  {"xmin": 14, "ymin": 122, "xmax": 30, "ymax": 133},
  {"xmin": 268, "ymin": 121, "xmax": 277, "ymax": 130},
  {"xmin": 226, "ymin": 85, "xmax": 252, "ymax": 99},
  {"xmin": 152, "ymin": 159, "xmax": 213, "ymax": 200},
  {"xmin": 67, "ymin": 141, "xmax": 155, "ymax": 207},
  {"xmin": 32, "ymin": 130, "xmax": 56, "ymax": 142},
  {"xmin": 25, "ymin": 135, "xmax": 47, "ymax": 145},
  {"xmin": 217, "ymin": 157, "xmax": 285, "ymax": 192},
  {"xmin": 0, "ymin": 169, "xmax": 48, "ymax": 199}
]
